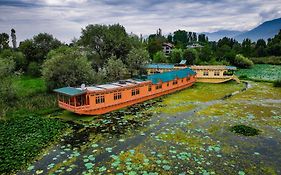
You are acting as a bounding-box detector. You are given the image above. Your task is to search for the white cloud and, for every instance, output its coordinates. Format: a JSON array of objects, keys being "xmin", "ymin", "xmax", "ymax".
[{"xmin": 0, "ymin": 0, "xmax": 280, "ymax": 43}]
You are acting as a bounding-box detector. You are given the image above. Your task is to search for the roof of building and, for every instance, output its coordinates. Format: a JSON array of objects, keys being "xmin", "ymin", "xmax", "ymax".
[
  {"xmin": 145, "ymin": 63, "xmax": 175, "ymax": 69},
  {"xmin": 179, "ymin": 60, "xmax": 187, "ymax": 65},
  {"xmin": 162, "ymin": 42, "xmax": 173, "ymax": 48},
  {"xmin": 146, "ymin": 68, "xmax": 196, "ymax": 84},
  {"xmin": 190, "ymin": 65, "xmax": 237, "ymax": 70},
  {"xmin": 54, "ymin": 87, "xmax": 86, "ymax": 96}
]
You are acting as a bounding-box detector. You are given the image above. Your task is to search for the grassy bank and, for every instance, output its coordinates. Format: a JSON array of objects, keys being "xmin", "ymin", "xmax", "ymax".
[{"xmin": 250, "ymin": 56, "xmax": 281, "ymax": 65}]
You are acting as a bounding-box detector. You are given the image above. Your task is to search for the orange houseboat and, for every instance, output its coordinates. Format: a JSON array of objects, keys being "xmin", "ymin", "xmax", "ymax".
[{"xmin": 54, "ymin": 68, "xmax": 196, "ymax": 115}]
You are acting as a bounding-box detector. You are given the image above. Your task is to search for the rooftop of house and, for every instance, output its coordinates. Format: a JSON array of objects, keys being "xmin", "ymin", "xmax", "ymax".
[
  {"xmin": 190, "ymin": 65, "xmax": 237, "ymax": 70},
  {"xmin": 162, "ymin": 42, "xmax": 173, "ymax": 48}
]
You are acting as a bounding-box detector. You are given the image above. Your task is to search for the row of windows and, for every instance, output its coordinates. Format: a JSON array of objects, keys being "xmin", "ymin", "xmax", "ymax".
[
  {"xmin": 114, "ymin": 92, "xmax": 122, "ymax": 100},
  {"xmin": 203, "ymin": 71, "xmax": 220, "ymax": 76},
  {"xmin": 132, "ymin": 88, "xmax": 140, "ymax": 96},
  {"xmin": 95, "ymin": 77, "xmax": 192, "ymax": 103},
  {"xmin": 96, "ymin": 95, "xmax": 105, "ymax": 104}
]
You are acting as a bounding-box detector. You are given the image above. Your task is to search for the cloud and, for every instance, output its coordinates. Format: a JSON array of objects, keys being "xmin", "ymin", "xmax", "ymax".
[{"xmin": 0, "ymin": 0, "xmax": 280, "ymax": 43}]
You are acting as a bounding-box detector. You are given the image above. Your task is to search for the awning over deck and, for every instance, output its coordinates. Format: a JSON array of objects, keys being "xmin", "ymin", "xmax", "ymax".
[{"xmin": 54, "ymin": 87, "xmax": 86, "ymax": 96}]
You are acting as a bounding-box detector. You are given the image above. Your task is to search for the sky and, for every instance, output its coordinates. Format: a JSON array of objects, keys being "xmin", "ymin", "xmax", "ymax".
[{"xmin": 0, "ymin": 0, "xmax": 281, "ymax": 43}]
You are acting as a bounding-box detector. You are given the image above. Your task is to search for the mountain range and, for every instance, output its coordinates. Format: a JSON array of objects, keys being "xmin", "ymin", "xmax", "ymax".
[{"xmin": 204, "ymin": 17, "xmax": 281, "ymax": 42}]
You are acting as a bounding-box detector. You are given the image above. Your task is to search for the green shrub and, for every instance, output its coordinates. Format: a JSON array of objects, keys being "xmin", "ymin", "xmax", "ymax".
[
  {"xmin": 273, "ymin": 79, "xmax": 281, "ymax": 87},
  {"xmin": 234, "ymin": 54, "xmax": 254, "ymax": 68},
  {"xmin": 42, "ymin": 46, "xmax": 95, "ymax": 90},
  {"xmin": 0, "ymin": 116, "xmax": 67, "ymax": 173},
  {"xmin": 27, "ymin": 62, "xmax": 41, "ymax": 77}
]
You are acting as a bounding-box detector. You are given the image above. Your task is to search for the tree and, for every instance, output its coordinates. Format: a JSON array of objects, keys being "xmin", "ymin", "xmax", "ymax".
[
  {"xmin": 11, "ymin": 29, "xmax": 17, "ymax": 49},
  {"xmin": 198, "ymin": 45, "xmax": 213, "ymax": 62},
  {"xmin": 233, "ymin": 54, "xmax": 253, "ymax": 68},
  {"xmin": 183, "ymin": 49, "xmax": 198, "ymax": 65},
  {"xmin": 167, "ymin": 33, "xmax": 173, "ymax": 43},
  {"xmin": 78, "ymin": 24, "xmax": 131, "ymax": 64},
  {"xmin": 255, "ymin": 39, "xmax": 267, "ymax": 57},
  {"xmin": 147, "ymin": 33, "xmax": 166, "ymax": 58},
  {"xmin": 19, "ymin": 33, "xmax": 62, "ymax": 63},
  {"xmin": 170, "ymin": 48, "xmax": 183, "ymax": 63},
  {"xmin": 126, "ymin": 48, "xmax": 150, "ymax": 76},
  {"xmin": 173, "ymin": 30, "xmax": 188, "ymax": 48},
  {"xmin": 153, "ymin": 51, "xmax": 167, "ymax": 63},
  {"xmin": 241, "ymin": 38, "xmax": 253, "ymax": 57},
  {"xmin": 0, "ymin": 33, "xmax": 9, "ymax": 50},
  {"xmin": 267, "ymin": 30, "xmax": 281, "ymax": 56},
  {"xmin": 42, "ymin": 46, "xmax": 94, "ymax": 90},
  {"xmin": 104, "ymin": 56, "xmax": 128, "ymax": 82}
]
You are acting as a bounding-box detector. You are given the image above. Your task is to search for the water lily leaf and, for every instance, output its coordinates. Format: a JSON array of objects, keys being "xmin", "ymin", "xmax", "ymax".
[{"xmin": 162, "ymin": 165, "xmax": 171, "ymax": 171}]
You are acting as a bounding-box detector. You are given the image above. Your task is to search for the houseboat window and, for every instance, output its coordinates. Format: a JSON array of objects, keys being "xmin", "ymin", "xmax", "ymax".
[
  {"xmin": 132, "ymin": 88, "xmax": 140, "ymax": 96},
  {"xmin": 96, "ymin": 95, "xmax": 105, "ymax": 104},
  {"xmin": 203, "ymin": 71, "xmax": 209, "ymax": 76},
  {"xmin": 167, "ymin": 82, "xmax": 169, "ymax": 86},
  {"xmin": 148, "ymin": 85, "xmax": 152, "ymax": 91},
  {"xmin": 114, "ymin": 92, "xmax": 122, "ymax": 100},
  {"xmin": 186, "ymin": 77, "xmax": 190, "ymax": 81},
  {"xmin": 173, "ymin": 80, "xmax": 178, "ymax": 85},
  {"xmin": 181, "ymin": 79, "xmax": 183, "ymax": 82},
  {"xmin": 76, "ymin": 94, "xmax": 87, "ymax": 106},
  {"xmin": 156, "ymin": 84, "xmax": 162, "ymax": 90},
  {"xmin": 214, "ymin": 71, "xmax": 220, "ymax": 76}
]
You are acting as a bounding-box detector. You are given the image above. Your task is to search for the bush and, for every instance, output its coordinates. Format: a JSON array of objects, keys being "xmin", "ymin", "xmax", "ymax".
[
  {"xmin": 105, "ymin": 56, "xmax": 128, "ymax": 82},
  {"xmin": 27, "ymin": 62, "xmax": 41, "ymax": 76},
  {"xmin": 42, "ymin": 46, "xmax": 95, "ymax": 90},
  {"xmin": 234, "ymin": 54, "xmax": 254, "ymax": 68},
  {"xmin": 0, "ymin": 116, "xmax": 67, "ymax": 173},
  {"xmin": 273, "ymin": 79, "xmax": 281, "ymax": 87}
]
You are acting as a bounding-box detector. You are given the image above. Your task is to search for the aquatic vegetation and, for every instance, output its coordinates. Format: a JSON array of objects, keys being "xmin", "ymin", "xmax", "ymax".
[
  {"xmin": 230, "ymin": 125, "xmax": 260, "ymax": 136},
  {"xmin": 0, "ymin": 116, "xmax": 67, "ymax": 174},
  {"xmin": 236, "ymin": 64, "xmax": 281, "ymax": 81}
]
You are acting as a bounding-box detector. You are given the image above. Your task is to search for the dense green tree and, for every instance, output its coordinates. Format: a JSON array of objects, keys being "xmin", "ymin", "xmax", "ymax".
[
  {"xmin": 267, "ymin": 30, "xmax": 281, "ymax": 56},
  {"xmin": 183, "ymin": 49, "xmax": 198, "ymax": 65},
  {"xmin": 255, "ymin": 39, "xmax": 267, "ymax": 57},
  {"xmin": 104, "ymin": 56, "xmax": 128, "ymax": 82},
  {"xmin": 0, "ymin": 33, "xmax": 9, "ymax": 50},
  {"xmin": 173, "ymin": 30, "xmax": 188, "ymax": 48},
  {"xmin": 147, "ymin": 33, "xmax": 166, "ymax": 58},
  {"xmin": 198, "ymin": 34, "xmax": 208, "ymax": 43},
  {"xmin": 153, "ymin": 51, "xmax": 167, "ymax": 63},
  {"xmin": 198, "ymin": 45, "xmax": 213, "ymax": 62},
  {"xmin": 126, "ymin": 48, "xmax": 150, "ymax": 76},
  {"xmin": 241, "ymin": 38, "xmax": 253, "ymax": 57},
  {"xmin": 167, "ymin": 34, "xmax": 173, "ymax": 43},
  {"xmin": 42, "ymin": 46, "xmax": 94, "ymax": 90},
  {"xmin": 78, "ymin": 24, "xmax": 131, "ymax": 64},
  {"xmin": 170, "ymin": 48, "xmax": 183, "ymax": 63},
  {"xmin": 19, "ymin": 33, "xmax": 62, "ymax": 65}
]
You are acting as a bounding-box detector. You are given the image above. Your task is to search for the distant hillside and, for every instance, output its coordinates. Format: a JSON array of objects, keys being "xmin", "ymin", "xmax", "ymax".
[
  {"xmin": 204, "ymin": 30, "xmax": 244, "ymax": 41},
  {"xmin": 235, "ymin": 17, "xmax": 281, "ymax": 42}
]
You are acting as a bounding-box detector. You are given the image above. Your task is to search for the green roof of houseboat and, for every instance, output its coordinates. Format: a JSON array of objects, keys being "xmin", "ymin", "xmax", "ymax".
[
  {"xmin": 54, "ymin": 87, "xmax": 86, "ymax": 96},
  {"xmin": 146, "ymin": 68, "xmax": 196, "ymax": 84}
]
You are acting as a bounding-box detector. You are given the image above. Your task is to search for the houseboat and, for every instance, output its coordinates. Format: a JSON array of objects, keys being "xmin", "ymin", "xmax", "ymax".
[
  {"xmin": 54, "ymin": 68, "xmax": 196, "ymax": 115},
  {"xmin": 190, "ymin": 65, "xmax": 240, "ymax": 83},
  {"xmin": 145, "ymin": 60, "xmax": 187, "ymax": 74}
]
